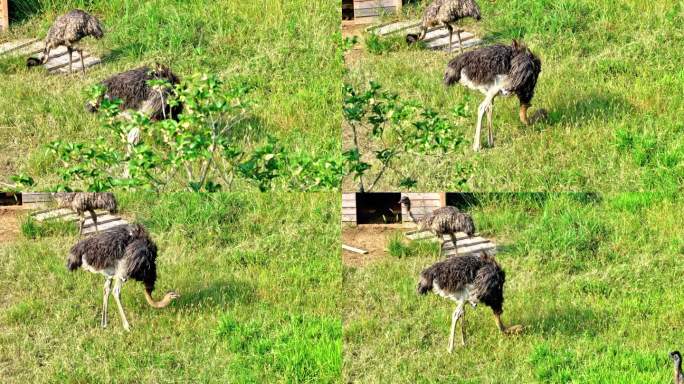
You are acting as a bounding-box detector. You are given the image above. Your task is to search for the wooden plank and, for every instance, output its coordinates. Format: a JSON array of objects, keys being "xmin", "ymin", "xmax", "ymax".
[
  {"xmin": 0, "ymin": 39, "xmax": 40, "ymax": 55},
  {"xmin": 342, "ymin": 244, "xmax": 368, "ymax": 254},
  {"xmin": 444, "ymin": 242, "xmax": 496, "ymax": 257},
  {"xmin": 32, "ymin": 208, "xmax": 76, "ymax": 221},
  {"xmin": 342, "ymin": 193, "xmax": 356, "ymax": 201},
  {"xmin": 342, "ymin": 207, "xmax": 357, "ymax": 215},
  {"xmin": 82, "ymin": 220, "xmax": 127, "ymax": 234},
  {"xmin": 342, "ymin": 215, "xmax": 357, "ymax": 222},
  {"xmin": 53, "ymin": 55, "xmax": 101, "ymax": 73},
  {"xmin": 22, "ymin": 193, "xmax": 53, "ymax": 203},
  {"xmin": 354, "ymin": 6, "xmax": 398, "ymax": 18},
  {"xmin": 0, "ymin": 0, "xmax": 8, "ymax": 33}
]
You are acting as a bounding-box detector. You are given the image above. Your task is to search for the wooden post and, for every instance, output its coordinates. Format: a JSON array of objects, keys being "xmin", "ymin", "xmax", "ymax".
[
  {"xmin": 439, "ymin": 192, "xmax": 446, "ymax": 207},
  {"xmin": 0, "ymin": 0, "xmax": 9, "ymax": 32},
  {"xmin": 394, "ymin": 0, "xmax": 402, "ymax": 13}
]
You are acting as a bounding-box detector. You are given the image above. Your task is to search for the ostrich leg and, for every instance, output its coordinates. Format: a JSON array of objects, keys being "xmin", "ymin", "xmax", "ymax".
[
  {"xmin": 460, "ymin": 305, "xmax": 467, "ymax": 346},
  {"xmin": 101, "ymin": 278, "xmax": 112, "ymax": 328},
  {"xmin": 113, "ymin": 279, "xmax": 131, "ymax": 331},
  {"xmin": 456, "ymin": 29, "xmax": 464, "ymax": 54},
  {"xmin": 78, "ymin": 49, "xmax": 86, "ymax": 75},
  {"xmin": 78, "ymin": 212, "xmax": 86, "ymax": 236},
  {"xmin": 449, "ymin": 233, "xmax": 459, "ymax": 256},
  {"xmin": 487, "ymin": 100, "xmax": 495, "ymax": 147},
  {"xmin": 67, "ymin": 47, "xmax": 74, "ymax": 74},
  {"xmin": 42, "ymin": 46, "xmax": 52, "ymax": 64},
  {"xmin": 474, "ymin": 87, "xmax": 502, "ymax": 151},
  {"xmin": 448, "ymin": 301, "xmax": 465, "ymax": 353},
  {"xmin": 446, "ymin": 24, "xmax": 453, "ymax": 53},
  {"xmin": 88, "ymin": 209, "xmax": 98, "ymax": 233}
]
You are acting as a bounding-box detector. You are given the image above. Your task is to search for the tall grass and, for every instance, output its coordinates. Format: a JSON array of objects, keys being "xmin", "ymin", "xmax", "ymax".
[
  {"xmin": 344, "ymin": 193, "xmax": 684, "ymax": 382},
  {"xmin": 0, "ymin": 192, "xmax": 341, "ymax": 383},
  {"xmin": 0, "ymin": 0, "xmax": 341, "ymax": 189},
  {"xmin": 343, "ymin": 0, "xmax": 684, "ymax": 191}
]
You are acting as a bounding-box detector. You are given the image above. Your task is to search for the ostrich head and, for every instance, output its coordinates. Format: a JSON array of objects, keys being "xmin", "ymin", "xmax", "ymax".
[
  {"xmin": 672, "ymin": 351, "xmax": 682, "ymax": 364},
  {"xmin": 509, "ymin": 40, "xmax": 542, "ymax": 125},
  {"xmin": 86, "ymin": 14, "xmax": 105, "ymax": 39},
  {"xmin": 416, "ymin": 272, "xmax": 433, "ymax": 295},
  {"xmin": 473, "ymin": 253, "xmax": 506, "ymax": 315},
  {"xmin": 399, "ymin": 196, "xmax": 421, "ymax": 227},
  {"xmin": 406, "ymin": 34, "xmax": 419, "ymax": 45}
]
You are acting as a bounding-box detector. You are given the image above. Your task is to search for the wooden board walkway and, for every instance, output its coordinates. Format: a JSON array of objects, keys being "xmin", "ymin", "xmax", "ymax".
[
  {"xmin": 405, "ymin": 230, "xmax": 495, "ymax": 257},
  {"xmin": 0, "ymin": 38, "xmax": 101, "ymax": 73},
  {"xmin": 368, "ymin": 20, "xmax": 482, "ymax": 52},
  {"xmin": 31, "ymin": 207, "xmax": 128, "ymax": 235}
]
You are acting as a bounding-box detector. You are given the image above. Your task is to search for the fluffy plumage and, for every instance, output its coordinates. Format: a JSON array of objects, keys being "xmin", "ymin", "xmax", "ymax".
[
  {"xmin": 54, "ymin": 192, "xmax": 117, "ymax": 235},
  {"xmin": 407, "ymin": 0, "xmax": 481, "ymax": 53},
  {"xmin": 86, "ymin": 64, "xmax": 182, "ymax": 121},
  {"xmin": 67, "ymin": 223, "xmax": 179, "ymax": 331},
  {"xmin": 400, "ymin": 196, "xmax": 475, "ymax": 255},
  {"xmin": 444, "ymin": 40, "xmax": 544, "ymax": 150},
  {"xmin": 418, "ymin": 252, "xmax": 522, "ymax": 352},
  {"xmin": 29, "ymin": 9, "xmax": 104, "ymax": 74}
]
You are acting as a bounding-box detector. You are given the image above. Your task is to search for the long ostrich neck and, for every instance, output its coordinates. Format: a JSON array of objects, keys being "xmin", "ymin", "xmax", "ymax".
[
  {"xmin": 405, "ymin": 206, "xmax": 419, "ymax": 225},
  {"xmin": 675, "ymin": 358, "xmax": 682, "ymax": 380},
  {"xmin": 144, "ymin": 288, "xmax": 173, "ymax": 308}
]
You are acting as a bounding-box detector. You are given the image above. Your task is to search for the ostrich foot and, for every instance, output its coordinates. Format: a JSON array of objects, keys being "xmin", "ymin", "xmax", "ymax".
[{"xmin": 503, "ymin": 324, "xmax": 524, "ymax": 335}]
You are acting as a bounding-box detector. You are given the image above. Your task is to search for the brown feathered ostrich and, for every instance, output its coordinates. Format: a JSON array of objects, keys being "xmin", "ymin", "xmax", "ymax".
[
  {"xmin": 86, "ymin": 64, "xmax": 183, "ymax": 121},
  {"xmin": 53, "ymin": 192, "xmax": 117, "ymax": 236},
  {"xmin": 406, "ymin": 0, "xmax": 482, "ymax": 54},
  {"xmin": 418, "ymin": 252, "xmax": 523, "ymax": 353},
  {"xmin": 67, "ymin": 223, "xmax": 180, "ymax": 331},
  {"xmin": 400, "ymin": 196, "xmax": 475, "ymax": 255},
  {"xmin": 444, "ymin": 40, "xmax": 546, "ymax": 151},
  {"xmin": 27, "ymin": 9, "xmax": 104, "ymax": 74},
  {"xmin": 671, "ymin": 351, "xmax": 684, "ymax": 384}
]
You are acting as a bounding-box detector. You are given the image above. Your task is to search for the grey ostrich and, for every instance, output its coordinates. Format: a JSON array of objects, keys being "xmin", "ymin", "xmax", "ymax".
[
  {"xmin": 53, "ymin": 192, "xmax": 117, "ymax": 236},
  {"xmin": 671, "ymin": 351, "xmax": 684, "ymax": 384},
  {"xmin": 400, "ymin": 196, "xmax": 475, "ymax": 255},
  {"xmin": 67, "ymin": 223, "xmax": 180, "ymax": 331},
  {"xmin": 28, "ymin": 9, "xmax": 104, "ymax": 74},
  {"xmin": 444, "ymin": 40, "xmax": 546, "ymax": 151},
  {"xmin": 86, "ymin": 64, "xmax": 183, "ymax": 121},
  {"xmin": 406, "ymin": 0, "xmax": 482, "ymax": 54},
  {"xmin": 418, "ymin": 252, "xmax": 523, "ymax": 353}
]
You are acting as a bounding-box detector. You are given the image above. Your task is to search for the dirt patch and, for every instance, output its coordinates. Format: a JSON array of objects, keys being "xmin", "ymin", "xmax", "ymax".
[
  {"xmin": 342, "ymin": 22, "xmax": 367, "ymax": 67},
  {"xmin": 0, "ymin": 208, "xmax": 24, "ymax": 243},
  {"xmin": 342, "ymin": 225, "xmax": 406, "ymax": 267}
]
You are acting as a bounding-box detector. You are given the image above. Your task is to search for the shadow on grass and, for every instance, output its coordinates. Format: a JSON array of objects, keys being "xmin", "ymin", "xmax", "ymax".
[
  {"xmin": 521, "ymin": 306, "xmax": 607, "ymax": 337},
  {"xmin": 545, "ymin": 94, "xmax": 632, "ymax": 126},
  {"xmin": 177, "ymin": 279, "xmax": 256, "ymax": 308}
]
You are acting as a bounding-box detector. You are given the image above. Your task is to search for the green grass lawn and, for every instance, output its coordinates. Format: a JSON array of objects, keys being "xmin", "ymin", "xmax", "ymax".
[
  {"xmin": 343, "ymin": 193, "xmax": 684, "ymax": 383},
  {"xmin": 343, "ymin": 0, "xmax": 684, "ymax": 191},
  {"xmin": 0, "ymin": 192, "xmax": 341, "ymax": 383},
  {"xmin": 0, "ymin": 0, "xmax": 341, "ymax": 189}
]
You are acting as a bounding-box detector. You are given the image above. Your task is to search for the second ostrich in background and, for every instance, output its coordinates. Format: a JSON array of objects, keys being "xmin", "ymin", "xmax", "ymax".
[
  {"xmin": 86, "ymin": 64, "xmax": 183, "ymax": 122},
  {"xmin": 27, "ymin": 9, "xmax": 104, "ymax": 74},
  {"xmin": 400, "ymin": 196, "xmax": 475, "ymax": 255},
  {"xmin": 406, "ymin": 0, "xmax": 482, "ymax": 54},
  {"xmin": 671, "ymin": 351, "xmax": 684, "ymax": 384},
  {"xmin": 444, "ymin": 40, "xmax": 545, "ymax": 151},
  {"xmin": 418, "ymin": 252, "xmax": 523, "ymax": 353},
  {"xmin": 67, "ymin": 223, "xmax": 180, "ymax": 331},
  {"xmin": 54, "ymin": 192, "xmax": 118, "ymax": 235}
]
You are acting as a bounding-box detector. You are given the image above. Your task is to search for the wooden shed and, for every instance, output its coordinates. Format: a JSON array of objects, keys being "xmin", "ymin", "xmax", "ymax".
[
  {"xmin": 343, "ymin": 0, "xmax": 403, "ymax": 24},
  {"xmin": 342, "ymin": 192, "xmax": 446, "ymax": 225},
  {"xmin": 1, "ymin": 0, "xmax": 9, "ymax": 32}
]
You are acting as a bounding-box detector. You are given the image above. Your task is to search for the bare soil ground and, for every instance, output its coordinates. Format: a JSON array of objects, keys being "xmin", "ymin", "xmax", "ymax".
[
  {"xmin": 342, "ymin": 225, "xmax": 406, "ymax": 267},
  {"xmin": 342, "ymin": 22, "xmax": 366, "ymax": 67},
  {"xmin": 0, "ymin": 208, "xmax": 24, "ymax": 243}
]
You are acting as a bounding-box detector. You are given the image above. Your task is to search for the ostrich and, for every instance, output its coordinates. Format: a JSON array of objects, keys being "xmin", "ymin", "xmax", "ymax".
[
  {"xmin": 444, "ymin": 40, "xmax": 546, "ymax": 151},
  {"xmin": 27, "ymin": 9, "xmax": 104, "ymax": 75},
  {"xmin": 417, "ymin": 252, "xmax": 523, "ymax": 353},
  {"xmin": 671, "ymin": 351, "xmax": 684, "ymax": 384},
  {"xmin": 86, "ymin": 64, "xmax": 183, "ymax": 121},
  {"xmin": 406, "ymin": 0, "xmax": 482, "ymax": 54},
  {"xmin": 399, "ymin": 196, "xmax": 474, "ymax": 255},
  {"xmin": 67, "ymin": 223, "xmax": 180, "ymax": 331},
  {"xmin": 53, "ymin": 192, "xmax": 117, "ymax": 236}
]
